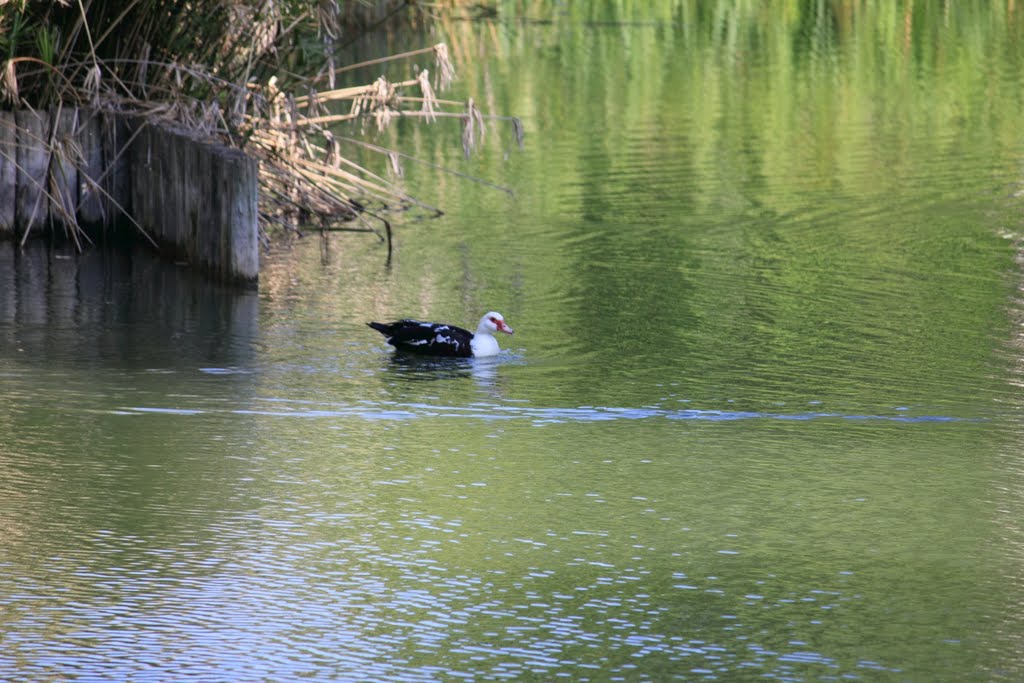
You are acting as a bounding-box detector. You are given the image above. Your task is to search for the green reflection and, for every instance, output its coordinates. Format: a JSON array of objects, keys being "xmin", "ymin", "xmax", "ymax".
[{"xmin": 3, "ymin": 3, "xmax": 1024, "ymax": 682}]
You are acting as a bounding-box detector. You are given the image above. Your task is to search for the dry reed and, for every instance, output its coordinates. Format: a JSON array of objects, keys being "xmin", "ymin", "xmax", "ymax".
[{"xmin": 0, "ymin": 1, "xmax": 523, "ymax": 251}]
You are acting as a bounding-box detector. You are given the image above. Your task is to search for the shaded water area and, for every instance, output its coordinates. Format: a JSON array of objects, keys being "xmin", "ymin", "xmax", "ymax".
[{"xmin": 5, "ymin": 4, "xmax": 1024, "ymax": 681}]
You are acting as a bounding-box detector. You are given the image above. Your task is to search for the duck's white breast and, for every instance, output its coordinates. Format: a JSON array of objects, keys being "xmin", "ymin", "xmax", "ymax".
[{"xmin": 470, "ymin": 334, "xmax": 500, "ymax": 357}]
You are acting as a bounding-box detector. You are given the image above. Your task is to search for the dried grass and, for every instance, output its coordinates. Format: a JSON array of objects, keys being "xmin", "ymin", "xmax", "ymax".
[{"xmin": 0, "ymin": 1, "xmax": 524, "ymax": 251}]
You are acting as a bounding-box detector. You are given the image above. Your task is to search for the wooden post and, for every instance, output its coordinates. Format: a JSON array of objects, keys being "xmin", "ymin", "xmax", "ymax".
[
  {"xmin": 15, "ymin": 109, "xmax": 49, "ymax": 238},
  {"xmin": 203, "ymin": 143, "xmax": 222, "ymax": 274},
  {"xmin": 162, "ymin": 122, "xmax": 183, "ymax": 247},
  {"xmin": 77, "ymin": 109, "xmax": 106, "ymax": 227},
  {"xmin": 125, "ymin": 121, "xmax": 258, "ymax": 283},
  {"xmin": 228, "ymin": 146, "xmax": 259, "ymax": 281},
  {"xmin": 2, "ymin": 107, "xmax": 259, "ymax": 284},
  {"xmin": 101, "ymin": 110, "xmax": 131, "ymax": 225},
  {"xmin": 49, "ymin": 107, "xmax": 79, "ymax": 239},
  {"xmin": 128, "ymin": 121, "xmax": 153, "ymax": 242},
  {"xmin": 0, "ymin": 112, "xmax": 15, "ymax": 236}
]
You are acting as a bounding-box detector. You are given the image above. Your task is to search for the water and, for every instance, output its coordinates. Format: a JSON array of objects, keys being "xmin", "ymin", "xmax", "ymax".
[{"xmin": 4, "ymin": 5, "xmax": 1024, "ymax": 681}]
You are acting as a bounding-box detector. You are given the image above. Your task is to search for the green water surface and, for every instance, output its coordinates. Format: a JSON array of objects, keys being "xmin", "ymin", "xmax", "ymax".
[{"xmin": 3, "ymin": 3, "xmax": 1024, "ymax": 681}]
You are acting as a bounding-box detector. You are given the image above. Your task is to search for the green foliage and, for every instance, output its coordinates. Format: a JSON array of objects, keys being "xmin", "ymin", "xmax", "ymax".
[
  {"xmin": 34, "ymin": 24, "xmax": 57, "ymax": 65},
  {"xmin": 0, "ymin": 9, "xmax": 27, "ymax": 60}
]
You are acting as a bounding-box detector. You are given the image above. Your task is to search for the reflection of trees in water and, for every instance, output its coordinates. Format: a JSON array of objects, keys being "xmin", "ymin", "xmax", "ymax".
[{"xmin": 995, "ymin": 234, "xmax": 1024, "ymax": 675}]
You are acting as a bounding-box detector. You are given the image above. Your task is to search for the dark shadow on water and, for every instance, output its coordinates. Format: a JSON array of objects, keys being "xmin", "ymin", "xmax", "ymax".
[
  {"xmin": 378, "ymin": 352, "xmax": 527, "ymax": 399},
  {"xmin": 0, "ymin": 242, "xmax": 258, "ymax": 370},
  {"xmin": 381, "ymin": 351, "xmax": 523, "ymax": 381},
  {"xmin": 385, "ymin": 353, "xmax": 477, "ymax": 380}
]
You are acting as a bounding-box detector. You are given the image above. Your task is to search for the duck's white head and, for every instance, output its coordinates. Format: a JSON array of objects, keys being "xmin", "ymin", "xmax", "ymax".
[{"xmin": 477, "ymin": 311, "xmax": 514, "ymax": 336}]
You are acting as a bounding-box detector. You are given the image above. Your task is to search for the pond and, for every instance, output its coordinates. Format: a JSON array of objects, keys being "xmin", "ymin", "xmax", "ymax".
[{"xmin": 4, "ymin": 4, "xmax": 1024, "ymax": 681}]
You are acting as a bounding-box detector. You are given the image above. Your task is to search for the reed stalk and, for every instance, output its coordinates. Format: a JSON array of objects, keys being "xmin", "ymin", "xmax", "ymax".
[{"xmin": 0, "ymin": 1, "xmax": 522, "ymax": 249}]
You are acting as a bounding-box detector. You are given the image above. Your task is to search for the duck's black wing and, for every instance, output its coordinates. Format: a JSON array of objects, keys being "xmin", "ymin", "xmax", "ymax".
[{"xmin": 367, "ymin": 320, "xmax": 475, "ymax": 357}]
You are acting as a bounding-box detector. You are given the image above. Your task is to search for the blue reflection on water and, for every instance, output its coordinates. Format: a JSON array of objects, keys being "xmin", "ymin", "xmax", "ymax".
[{"xmin": 118, "ymin": 398, "xmax": 980, "ymax": 425}]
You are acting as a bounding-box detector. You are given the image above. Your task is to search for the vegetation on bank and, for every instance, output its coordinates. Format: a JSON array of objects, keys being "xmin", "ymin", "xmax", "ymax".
[{"xmin": 0, "ymin": 0, "xmax": 520, "ymax": 249}]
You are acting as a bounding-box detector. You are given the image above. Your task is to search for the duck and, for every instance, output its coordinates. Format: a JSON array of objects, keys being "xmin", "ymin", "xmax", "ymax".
[{"xmin": 367, "ymin": 311, "xmax": 514, "ymax": 357}]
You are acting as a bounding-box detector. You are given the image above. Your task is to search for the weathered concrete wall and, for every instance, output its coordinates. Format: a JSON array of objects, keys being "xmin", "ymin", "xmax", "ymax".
[{"xmin": 0, "ymin": 107, "xmax": 259, "ymax": 285}]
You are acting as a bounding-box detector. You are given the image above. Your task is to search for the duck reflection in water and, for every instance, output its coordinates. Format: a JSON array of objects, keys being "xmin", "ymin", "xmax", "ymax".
[{"xmin": 382, "ymin": 353, "xmax": 502, "ymax": 387}]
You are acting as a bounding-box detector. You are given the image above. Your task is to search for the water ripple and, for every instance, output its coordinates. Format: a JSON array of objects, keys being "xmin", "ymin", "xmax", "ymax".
[{"xmin": 115, "ymin": 397, "xmax": 981, "ymax": 425}]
